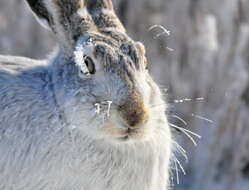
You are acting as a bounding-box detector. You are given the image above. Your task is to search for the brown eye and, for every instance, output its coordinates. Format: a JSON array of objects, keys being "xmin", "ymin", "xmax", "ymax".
[{"xmin": 84, "ymin": 56, "xmax": 96, "ymax": 74}]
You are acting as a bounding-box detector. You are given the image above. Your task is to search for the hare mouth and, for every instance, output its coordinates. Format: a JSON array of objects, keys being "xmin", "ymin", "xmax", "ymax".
[
  {"xmin": 114, "ymin": 128, "xmax": 146, "ymax": 142},
  {"xmin": 116, "ymin": 135, "xmax": 129, "ymax": 141},
  {"xmin": 102, "ymin": 121, "xmax": 149, "ymax": 142}
]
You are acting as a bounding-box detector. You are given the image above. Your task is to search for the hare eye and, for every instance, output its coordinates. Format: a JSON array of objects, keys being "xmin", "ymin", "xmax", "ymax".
[{"xmin": 84, "ymin": 56, "xmax": 96, "ymax": 74}]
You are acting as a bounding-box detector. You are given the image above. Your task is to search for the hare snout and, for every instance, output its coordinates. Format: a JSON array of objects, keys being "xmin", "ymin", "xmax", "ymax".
[
  {"xmin": 99, "ymin": 92, "xmax": 152, "ymax": 142},
  {"xmin": 117, "ymin": 96, "xmax": 149, "ymax": 129}
]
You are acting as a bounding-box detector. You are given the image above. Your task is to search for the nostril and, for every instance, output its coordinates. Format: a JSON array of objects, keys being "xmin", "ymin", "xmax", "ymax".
[
  {"xmin": 118, "ymin": 102, "xmax": 149, "ymax": 128},
  {"xmin": 128, "ymin": 111, "xmax": 142, "ymax": 127}
]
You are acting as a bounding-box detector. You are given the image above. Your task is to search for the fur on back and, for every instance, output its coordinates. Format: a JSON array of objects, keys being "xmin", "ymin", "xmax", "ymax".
[{"xmin": 0, "ymin": 1, "xmax": 172, "ymax": 190}]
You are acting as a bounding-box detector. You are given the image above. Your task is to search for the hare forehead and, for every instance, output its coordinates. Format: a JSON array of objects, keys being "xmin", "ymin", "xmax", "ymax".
[
  {"xmin": 92, "ymin": 43, "xmax": 140, "ymax": 70},
  {"xmin": 77, "ymin": 39, "xmax": 139, "ymax": 61},
  {"xmin": 82, "ymin": 30, "xmax": 135, "ymax": 52},
  {"xmin": 74, "ymin": 32, "xmax": 143, "ymax": 72},
  {"xmin": 93, "ymin": 39, "xmax": 141, "ymax": 62}
]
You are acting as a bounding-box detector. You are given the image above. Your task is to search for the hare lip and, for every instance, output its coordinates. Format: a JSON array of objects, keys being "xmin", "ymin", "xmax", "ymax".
[
  {"xmin": 117, "ymin": 135, "xmax": 129, "ymax": 141},
  {"xmin": 115, "ymin": 128, "xmax": 132, "ymax": 141},
  {"xmin": 116, "ymin": 128, "xmax": 136, "ymax": 141}
]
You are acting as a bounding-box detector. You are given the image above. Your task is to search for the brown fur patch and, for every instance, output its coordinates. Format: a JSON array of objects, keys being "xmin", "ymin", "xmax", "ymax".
[{"xmin": 119, "ymin": 92, "xmax": 149, "ymax": 128}]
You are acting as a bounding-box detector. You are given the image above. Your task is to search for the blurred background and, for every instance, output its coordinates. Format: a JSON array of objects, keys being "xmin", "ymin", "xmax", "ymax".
[{"xmin": 0, "ymin": 0, "xmax": 249, "ymax": 189}]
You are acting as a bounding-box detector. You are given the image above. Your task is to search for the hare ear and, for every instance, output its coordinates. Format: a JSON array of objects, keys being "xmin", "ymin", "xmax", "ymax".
[
  {"xmin": 26, "ymin": 0, "xmax": 125, "ymax": 48},
  {"xmin": 26, "ymin": 0, "xmax": 96, "ymax": 48},
  {"xmin": 26, "ymin": 0, "xmax": 54, "ymax": 30},
  {"xmin": 86, "ymin": 0, "xmax": 125, "ymax": 32}
]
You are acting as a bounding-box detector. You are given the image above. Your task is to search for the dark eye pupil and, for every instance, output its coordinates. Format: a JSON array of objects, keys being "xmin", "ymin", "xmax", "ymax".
[{"xmin": 84, "ymin": 56, "xmax": 95, "ymax": 74}]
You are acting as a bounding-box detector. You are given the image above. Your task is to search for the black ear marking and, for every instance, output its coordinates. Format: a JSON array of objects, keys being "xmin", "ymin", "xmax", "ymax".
[
  {"xmin": 26, "ymin": 0, "xmax": 54, "ymax": 28},
  {"xmin": 86, "ymin": 0, "xmax": 114, "ymax": 12}
]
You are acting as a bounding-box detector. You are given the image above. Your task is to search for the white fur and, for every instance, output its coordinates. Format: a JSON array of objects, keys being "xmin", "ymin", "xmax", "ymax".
[{"xmin": 0, "ymin": 53, "xmax": 172, "ymax": 189}]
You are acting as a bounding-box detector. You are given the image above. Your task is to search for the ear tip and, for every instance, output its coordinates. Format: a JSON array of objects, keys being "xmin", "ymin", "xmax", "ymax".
[
  {"xmin": 26, "ymin": 0, "xmax": 39, "ymax": 7},
  {"xmin": 26, "ymin": 0, "xmax": 53, "ymax": 29}
]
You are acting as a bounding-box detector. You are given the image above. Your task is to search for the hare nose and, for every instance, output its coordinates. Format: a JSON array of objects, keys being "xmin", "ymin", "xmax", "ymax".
[{"xmin": 118, "ymin": 95, "xmax": 149, "ymax": 128}]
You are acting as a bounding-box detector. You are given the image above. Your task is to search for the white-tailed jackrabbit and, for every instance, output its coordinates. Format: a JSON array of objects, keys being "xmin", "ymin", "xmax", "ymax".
[{"xmin": 0, "ymin": 0, "xmax": 172, "ymax": 189}]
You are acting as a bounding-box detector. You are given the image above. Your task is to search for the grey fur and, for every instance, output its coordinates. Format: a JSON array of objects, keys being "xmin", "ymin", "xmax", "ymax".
[{"xmin": 0, "ymin": 1, "xmax": 172, "ymax": 190}]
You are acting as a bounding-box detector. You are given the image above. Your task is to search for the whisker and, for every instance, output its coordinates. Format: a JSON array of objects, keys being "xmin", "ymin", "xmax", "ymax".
[
  {"xmin": 191, "ymin": 113, "xmax": 214, "ymax": 124},
  {"xmin": 172, "ymin": 154, "xmax": 186, "ymax": 185},
  {"xmin": 174, "ymin": 156, "xmax": 186, "ymax": 176},
  {"xmin": 169, "ymin": 114, "xmax": 187, "ymax": 126},
  {"xmin": 150, "ymin": 103, "xmax": 167, "ymax": 108},
  {"xmin": 169, "ymin": 123, "xmax": 201, "ymax": 146},
  {"xmin": 150, "ymin": 97, "xmax": 205, "ymax": 109},
  {"xmin": 169, "ymin": 123, "xmax": 201, "ymax": 139},
  {"xmin": 174, "ymin": 97, "xmax": 205, "ymax": 104},
  {"xmin": 170, "ymin": 176, "xmax": 175, "ymax": 187},
  {"xmin": 173, "ymin": 156, "xmax": 180, "ymax": 184},
  {"xmin": 173, "ymin": 141, "xmax": 187, "ymax": 154},
  {"xmin": 172, "ymin": 140, "xmax": 188, "ymax": 162}
]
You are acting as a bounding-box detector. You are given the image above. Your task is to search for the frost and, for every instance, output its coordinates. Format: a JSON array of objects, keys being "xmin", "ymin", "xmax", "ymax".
[
  {"xmin": 149, "ymin": 25, "xmax": 171, "ymax": 36},
  {"xmin": 94, "ymin": 101, "xmax": 113, "ymax": 117},
  {"xmin": 74, "ymin": 45, "xmax": 90, "ymax": 76},
  {"xmin": 106, "ymin": 101, "xmax": 113, "ymax": 117},
  {"xmin": 94, "ymin": 103, "xmax": 101, "ymax": 114}
]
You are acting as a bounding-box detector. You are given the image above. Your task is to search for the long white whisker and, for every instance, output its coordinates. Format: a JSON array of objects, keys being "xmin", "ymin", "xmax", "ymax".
[
  {"xmin": 173, "ymin": 155, "xmax": 180, "ymax": 184},
  {"xmin": 173, "ymin": 128, "xmax": 197, "ymax": 146},
  {"xmin": 171, "ymin": 154, "xmax": 186, "ymax": 185},
  {"xmin": 170, "ymin": 176, "xmax": 175, "ymax": 188},
  {"xmin": 169, "ymin": 114, "xmax": 187, "ymax": 126},
  {"xmin": 174, "ymin": 156, "xmax": 186, "ymax": 175},
  {"xmin": 169, "ymin": 123, "xmax": 201, "ymax": 146},
  {"xmin": 150, "ymin": 97, "xmax": 205, "ymax": 108},
  {"xmin": 169, "ymin": 123, "xmax": 201, "ymax": 139},
  {"xmin": 174, "ymin": 97, "xmax": 205, "ymax": 104},
  {"xmin": 150, "ymin": 103, "xmax": 167, "ymax": 108},
  {"xmin": 191, "ymin": 113, "xmax": 214, "ymax": 124},
  {"xmin": 172, "ymin": 140, "xmax": 188, "ymax": 162}
]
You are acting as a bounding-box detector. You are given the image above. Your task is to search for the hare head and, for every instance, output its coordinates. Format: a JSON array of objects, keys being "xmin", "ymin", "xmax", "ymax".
[{"xmin": 26, "ymin": 0, "xmax": 168, "ymax": 143}]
